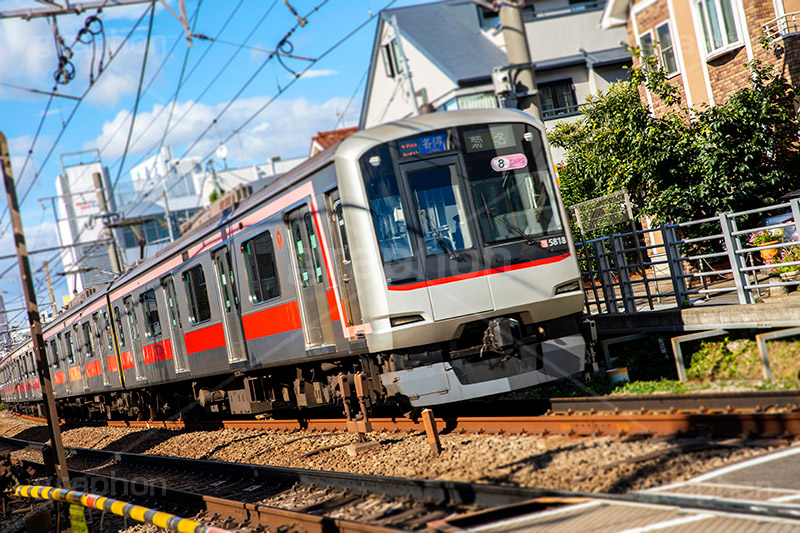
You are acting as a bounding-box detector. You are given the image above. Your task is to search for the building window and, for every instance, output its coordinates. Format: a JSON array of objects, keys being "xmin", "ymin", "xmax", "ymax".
[
  {"xmin": 655, "ymin": 23, "xmax": 679, "ymax": 75},
  {"xmin": 381, "ymin": 44, "xmax": 395, "ymax": 78},
  {"xmin": 639, "ymin": 31, "xmax": 654, "ymax": 59},
  {"xmin": 695, "ymin": 0, "xmax": 740, "ymax": 55},
  {"xmin": 539, "ymin": 80, "xmax": 579, "ymax": 119},
  {"xmin": 242, "ymin": 231, "xmax": 281, "ymax": 304},
  {"xmin": 183, "ymin": 265, "xmax": 212, "ymax": 324},
  {"xmin": 140, "ymin": 289, "xmax": 162, "ymax": 339}
]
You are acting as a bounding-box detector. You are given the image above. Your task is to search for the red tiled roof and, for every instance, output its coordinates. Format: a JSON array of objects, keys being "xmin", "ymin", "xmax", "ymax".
[{"xmin": 311, "ymin": 127, "xmax": 357, "ymax": 150}]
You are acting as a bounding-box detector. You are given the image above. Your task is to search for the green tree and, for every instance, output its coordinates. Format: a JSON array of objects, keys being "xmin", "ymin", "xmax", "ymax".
[{"xmin": 550, "ymin": 58, "xmax": 800, "ymax": 224}]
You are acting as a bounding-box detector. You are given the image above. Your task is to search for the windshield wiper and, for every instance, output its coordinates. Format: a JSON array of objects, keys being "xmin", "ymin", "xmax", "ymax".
[
  {"xmin": 480, "ymin": 194, "xmax": 541, "ymax": 247},
  {"xmin": 419, "ymin": 209, "xmax": 461, "ymax": 260}
]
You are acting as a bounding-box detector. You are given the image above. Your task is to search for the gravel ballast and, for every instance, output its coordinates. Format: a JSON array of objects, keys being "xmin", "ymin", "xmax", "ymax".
[{"xmin": 0, "ymin": 411, "xmax": 791, "ymax": 495}]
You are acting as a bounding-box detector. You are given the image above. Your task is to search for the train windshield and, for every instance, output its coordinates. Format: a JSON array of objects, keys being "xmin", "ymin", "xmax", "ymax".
[
  {"xmin": 461, "ymin": 124, "xmax": 563, "ymax": 245},
  {"xmin": 360, "ymin": 121, "xmax": 563, "ymax": 266}
]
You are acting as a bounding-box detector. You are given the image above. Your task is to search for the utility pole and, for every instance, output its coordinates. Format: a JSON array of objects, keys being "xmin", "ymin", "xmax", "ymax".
[
  {"xmin": 498, "ymin": 1, "xmax": 543, "ymax": 120},
  {"xmin": 0, "ymin": 131, "xmax": 71, "ymax": 490},
  {"xmin": 42, "ymin": 261, "xmax": 58, "ymax": 317},
  {"xmin": 93, "ymin": 172, "xmax": 123, "ymax": 275}
]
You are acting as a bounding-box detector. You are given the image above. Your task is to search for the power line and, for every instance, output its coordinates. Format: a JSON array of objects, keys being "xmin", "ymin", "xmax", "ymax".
[
  {"xmin": 111, "ymin": 1, "xmax": 157, "ymax": 193},
  {"xmin": 0, "ymin": 3, "xmax": 155, "ymax": 235},
  {"xmin": 135, "ymin": 0, "xmax": 395, "ymax": 215},
  {"xmin": 108, "ymin": 0, "xmax": 277, "ymax": 205}
]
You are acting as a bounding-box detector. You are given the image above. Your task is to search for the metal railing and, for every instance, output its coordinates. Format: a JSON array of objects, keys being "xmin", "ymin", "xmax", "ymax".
[
  {"xmin": 577, "ymin": 198, "xmax": 800, "ymax": 314},
  {"xmin": 762, "ymin": 11, "xmax": 800, "ymax": 44}
]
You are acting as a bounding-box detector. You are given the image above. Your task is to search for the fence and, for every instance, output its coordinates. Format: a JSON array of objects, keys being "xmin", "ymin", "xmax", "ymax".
[{"xmin": 577, "ymin": 197, "xmax": 800, "ymax": 315}]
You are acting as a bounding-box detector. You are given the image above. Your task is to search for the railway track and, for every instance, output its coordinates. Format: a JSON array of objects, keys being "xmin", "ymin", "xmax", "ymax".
[
  {"xmin": 0, "ymin": 435, "xmax": 582, "ymax": 531},
  {"xmin": 6, "ymin": 434, "xmax": 800, "ymax": 532},
  {"xmin": 14, "ymin": 389, "xmax": 800, "ymax": 438}
]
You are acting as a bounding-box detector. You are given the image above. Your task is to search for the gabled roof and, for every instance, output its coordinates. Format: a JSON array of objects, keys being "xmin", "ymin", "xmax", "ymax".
[
  {"xmin": 360, "ymin": 0, "xmax": 505, "ymax": 128},
  {"xmin": 600, "ymin": 0, "xmax": 628, "ymax": 29},
  {"xmin": 387, "ymin": 1, "xmax": 506, "ymax": 85}
]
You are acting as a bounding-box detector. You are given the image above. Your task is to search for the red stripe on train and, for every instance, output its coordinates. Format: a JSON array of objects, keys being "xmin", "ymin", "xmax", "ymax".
[
  {"xmin": 68, "ymin": 367, "xmax": 82, "ymax": 382},
  {"xmin": 184, "ymin": 323, "xmax": 226, "ymax": 355},
  {"xmin": 241, "ymin": 300, "xmax": 302, "ymax": 341},
  {"xmin": 86, "ymin": 360, "xmax": 103, "ymax": 378},
  {"xmin": 143, "ymin": 339, "xmax": 173, "ymax": 364},
  {"xmin": 326, "ymin": 290, "xmax": 340, "ymax": 322},
  {"xmin": 107, "ymin": 355, "xmax": 118, "ymax": 373},
  {"xmin": 120, "ymin": 351, "xmax": 135, "ymax": 370},
  {"xmin": 54, "ymin": 371, "xmax": 65, "ymax": 385},
  {"xmin": 387, "ymin": 253, "xmax": 572, "ymax": 291}
]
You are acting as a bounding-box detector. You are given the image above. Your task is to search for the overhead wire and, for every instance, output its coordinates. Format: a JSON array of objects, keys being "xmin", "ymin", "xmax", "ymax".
[
  {"xmin": 111, "ymin": 2, "xmax": 157, "ymax": 195},
  {"xmin": 129, "ymin": 0, "xmax": 396, "ymax": 215},
  {"xmin": 0, "ymin": 3, "xmax": 156, "ymax": 237}
]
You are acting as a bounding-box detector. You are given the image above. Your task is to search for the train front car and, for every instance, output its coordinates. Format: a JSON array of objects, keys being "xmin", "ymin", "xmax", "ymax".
[{"xmin": 336, "ymin": 109, "xmax": 586, "ymax": 407}]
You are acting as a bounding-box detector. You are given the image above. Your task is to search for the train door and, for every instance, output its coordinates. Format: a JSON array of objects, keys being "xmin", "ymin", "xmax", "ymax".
[
  {"xmin": 123, "ymin": 296, "xmax": 146, "ymax": 381},
  {"xmin": 398, "ymin": 155, "xmax": 493, "ymax": 320},
  {"xmin": 211, "ymin": 247, "xmax": 247, "ymax": 363},
  {"xmin": 161, "ymin": 276, "xmax": 189, "ymax": 372},
  {"xmin": 327, "ymin": 190, "xmax": 362, "ymax": 328},
  {"xmin": 286, "ymin": 205, "xmax": 334, "ymax": 349}
]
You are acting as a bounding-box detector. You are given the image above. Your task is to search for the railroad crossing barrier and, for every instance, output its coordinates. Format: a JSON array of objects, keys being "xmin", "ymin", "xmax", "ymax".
[{"xmin": 14, "ymin": 485, "xmax": 232, "ymax": 533}]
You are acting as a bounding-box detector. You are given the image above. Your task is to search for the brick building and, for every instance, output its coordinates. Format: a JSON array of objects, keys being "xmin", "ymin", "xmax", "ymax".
[{"xmin": 601, "ymin": 0, "xmax": 800, "ymax": 114}]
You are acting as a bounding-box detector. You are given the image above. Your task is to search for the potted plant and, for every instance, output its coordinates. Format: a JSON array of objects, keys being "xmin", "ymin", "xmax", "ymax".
[
  {"xmin": 774, "ymin": 245, "xmax": 800, "ymax": 283},
  {"xmin": 748, "ymin": 229, "xmax": 782, "ymax": 262}
]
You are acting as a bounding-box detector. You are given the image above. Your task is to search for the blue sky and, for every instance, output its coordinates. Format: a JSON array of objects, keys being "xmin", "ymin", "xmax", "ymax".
[{"xmin": 0, "ymin": 0, "xmax": 430, "ymax": 333}]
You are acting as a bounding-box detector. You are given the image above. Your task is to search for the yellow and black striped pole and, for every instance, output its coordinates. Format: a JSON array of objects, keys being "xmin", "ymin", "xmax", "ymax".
[{"xmin": 15, "ymin": 485, "xmax": 232, "ymax": 533}]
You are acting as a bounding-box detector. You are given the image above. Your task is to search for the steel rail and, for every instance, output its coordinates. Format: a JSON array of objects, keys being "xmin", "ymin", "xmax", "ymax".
[
  {"xmin": 14, "ymin": 406, "xmax": 800, "ymax": 438},
  {"xmin": 6, "ymin": 435, "xmax": 800, "ymax": 529}
]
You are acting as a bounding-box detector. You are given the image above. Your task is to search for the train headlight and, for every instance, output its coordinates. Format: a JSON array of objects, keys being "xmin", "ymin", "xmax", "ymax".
[
  {"xmin": 390, "ymin": 314, "xmax": 425, "ymax": 327},
  {"xmin": 554, "ymin": 280, "xmax": 581, "ymax": 295}
]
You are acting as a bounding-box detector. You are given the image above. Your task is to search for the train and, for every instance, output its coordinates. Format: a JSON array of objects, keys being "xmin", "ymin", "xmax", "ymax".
[{"xmin": 1, "ymin": 108, "xmax": 590, "ymax": 421}]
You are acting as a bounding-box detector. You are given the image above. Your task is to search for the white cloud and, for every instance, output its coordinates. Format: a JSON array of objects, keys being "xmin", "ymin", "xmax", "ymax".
[
  {"xmin": 0, "ymin": 2, "xmax": 165, "ymax": 106},
  {"xmin": 84, "ymin": 94, "xmax": 362, "ymax": 166},
  {"xmin": 299, "ymin": 69, "xmax": 338, "ymax": 79}
]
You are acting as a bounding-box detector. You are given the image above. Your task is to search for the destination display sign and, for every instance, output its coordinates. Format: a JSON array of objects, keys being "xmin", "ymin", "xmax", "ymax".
[
  {"xmin": 398, "ymin": 131, "xmax": 449, "ymax": 158},
  {"xmin": 463, "ymin": 125, "xmax": 516, "ymax": 153}
]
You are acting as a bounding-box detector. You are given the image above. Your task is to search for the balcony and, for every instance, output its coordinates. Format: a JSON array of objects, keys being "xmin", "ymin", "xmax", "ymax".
[{"xmin": 762, "ymin": 12, "xmax": 800, "ymax": 44}]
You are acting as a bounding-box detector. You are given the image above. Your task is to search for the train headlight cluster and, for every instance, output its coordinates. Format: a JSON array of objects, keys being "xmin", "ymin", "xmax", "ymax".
[{"xmin": 554, "ymin": 280, "xmax": 581, "ymax": 295}]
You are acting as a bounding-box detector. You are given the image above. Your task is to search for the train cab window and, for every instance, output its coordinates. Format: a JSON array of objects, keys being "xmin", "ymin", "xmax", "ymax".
[
  {"xmin": 461, "ymin": 124, "xmax": 563, "ymax": 244},
  {"xmin": 82, "ymin": 321, "xmax": 95, "ymax": 358},
  {"xmin": 360, "ymin": 144, "xmax": 413, "ymax": 262},
  {"xmin": 241, "ymin": 231, "xmax": 281, "ymax": 304},
  {"xmin": 183, "ymin": 265, "xmax": 211, "ymax": 324},
  {"xmin": 64, "ymin": 331, "xmax": 76, "ymax": 365},
  {"xmin": 49, "ymin": 340, "xmax": 60, "ymax": 369},
  {"xmin": 114, "ymin": 306, "xmax": 126, "ymax": 347},
  {"xmin": 140, "ymin": 289, "xmax": 162, "ymax": 338},
  {"xmin": 407, "ymin": 165, "xmax": 474, "ymax": 255}
]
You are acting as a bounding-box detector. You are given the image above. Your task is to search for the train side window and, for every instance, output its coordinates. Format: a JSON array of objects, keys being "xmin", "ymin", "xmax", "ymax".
[
  {"xmin": 103, "ymin": 311, "xmax": 114, "ymax": 352},
  {"xmin": 241, "ymin": 231, "xmax": 281, "ymax": 304},
  {"xmin": 82, "ymin": 321, "xmax": 95, "ymax": 358},
  {"xmin": 73, "ymin": 325, "xmax": 83, "ymax": 359},
  {"xmin": 64, "ymin": 331, "xmax": 76, "ymax": 365},
  {"xmin": 304, "ymin": 212, "xmax": 324, "ymax": 284},
  {"xmin": 183, "ymin": 265, "xmax": 211, "ymax": 324},
  {"xmin": 92, "ymin": 313, "xmax": 103, "ymax": 354},
  {"xmin": 114, "ymin": 306, "xmax": 126, "ymax": 347},
  {"xmin": 49, "ymin": 339, "xmax": 60, "ymax": 369},
  {"xmin": 140, "ymin": 289, "xmax": 162, "ymax": 338}
]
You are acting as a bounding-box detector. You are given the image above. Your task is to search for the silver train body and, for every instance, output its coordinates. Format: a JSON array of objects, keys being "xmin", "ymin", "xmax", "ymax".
[{"xmin": 1, "ymin": 109, "xmax": 586, "ymax": 419}]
